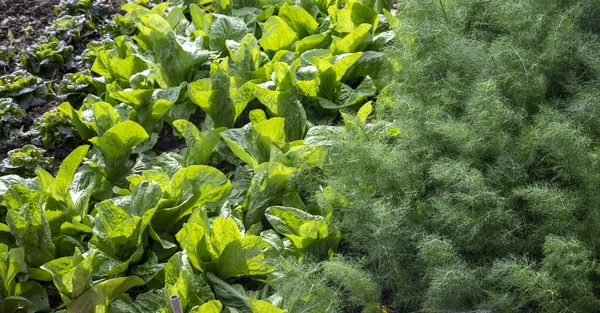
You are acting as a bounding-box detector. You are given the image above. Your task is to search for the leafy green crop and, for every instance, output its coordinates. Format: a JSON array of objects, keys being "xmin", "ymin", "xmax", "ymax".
[
  {"xmin": 57, "ymin": 70, "xmax": 104, "ymax": 105},
  {"xmin": 89, "ymin": 120, "xmax": 149, "ymax": 182},
  {"xmin": 0, "ymin": 46, "xmax": 15, "ymax": 72},
  {"xmin": 188, "ymin": 59, "xmax": 254, "ymax": 128},
  {"xmin": 30, "ymin": 106, "xmax": 78, "ymax": 149},
  {"xmin": 55, "ymin": 0, "xmax": 111, "ymax": 22},
  {"xmin": 0, "ymin": 0, "xmax": 396, "ymax": 311},
  {"xmin": 49, "ymin": 14, "xmax": 95, "ymax": 42},
  {"xmin": 0, "ymin": 98, "xmax": 25, "ymax": 139},
  {"xmin": 21, "ymin": 37, "xmax": 74, "ymax": 77},
  {"xmin": 0, "ymin": 70, "xmax": 47, "ymax": 109},
  {"xmin": 0, "ymin": 145, "xmax": 52, "ymax": 177}
]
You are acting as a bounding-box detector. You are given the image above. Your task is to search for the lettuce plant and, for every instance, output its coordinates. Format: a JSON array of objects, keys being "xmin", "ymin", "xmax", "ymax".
[
  {"xmin": 188, "ymin": 59, "xmax": 254, "ymax": 128},
  {"xmin": 21, "ymin": 37, "xmax": 75, "ymax": 77},
  {"xmin": 43, "ymin": 249, "xmax": 145, "ymax": 313},
  {"xmin": 61, "ymin": 99, "xmax": 128, "ymax": 142},
  {"xmin": 4, "ymin": 185, "xmax": 55, "ymax": 267},
  {"xmin": 297, "ymin": 53, "xmax": 377, "ymax": 111},
  {"xmin": 35, "ymin": 145, "xmax": 90, "ymax": 215},
  {"xmin": 77, "ymin": 38, "xmax": 116, "ymax": 70},
  {"xmin": 251, "ymin": 61, "xmax": 307, "ymax": 141},
  {"xmin": 88, "ymin": 181, "xmax": 161, "ymax": 276},
  {"xmin": 152, "ymin": 165, "xmax": 231, "ymax": 230},
  {"xmin": 0, "ymin": 145, "xmax": 52, "ymax": 177},
  {"xmin": 48, "ymin": 14, "xmax": 95, "ymax": 42},
  {"xmin": 176, "ymin": 210, "xmax": 278, "ymax": 279},
  {"xmin": 0, "ymin": 46, "xmax": 15, "ymax": 72},
  {"xmin": 0, "ymin": 98, "xmax": 25, "ymax": 139},
  {"xmin": 265, "ymin": 205, "xmax": 339, "ymax": 259},
  {"xmin": 0, "ymin": 244, "xmax": 50, "ymax": 312},
  {"xmin": 91, "ymin": 37, "xmax": 148, "ymax": 86},
  {"xmin": 30, "ymin": 106, "xmax": 78, "ymax": 149},
  {"xmin": 173, "ymin": 119, "xmax": 225, "ymax": 166},
  {"xmin": 0, "ymin": 70, "xmax": 47, "ymax": 109},
  {"xmin": 107, "ymin": 70, "xmax": 185, "ymax": 133},
  {"xmin": 89, "ymin": 120, "xmax": 149, "ymax": 182},
  {"xmin": 55, "ymin": 0, "xmax": 111, "ymax": 22},
  {"xmin": 57, "ymin": 70, "xmax": 103, "ymax": 105},
  {"xmin": 128, "ymin": 7, "xmax": 212, "ymax": 87}
]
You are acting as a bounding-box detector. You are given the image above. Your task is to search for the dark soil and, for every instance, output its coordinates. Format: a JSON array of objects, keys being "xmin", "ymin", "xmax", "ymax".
[
  {"xmin": 154, "ymin": 107, "xmax": 208, "ymax": 154},
  {"xmin": 0, "ymin": 0, "xmax": 60, "ymax": 47},
  {"xmin": 153, "ymin": 127, "xmax": 186, "ymax": 154},
  {"xmin": 40, "ymin": 281, "xmax": 63, "ymax": 309}
]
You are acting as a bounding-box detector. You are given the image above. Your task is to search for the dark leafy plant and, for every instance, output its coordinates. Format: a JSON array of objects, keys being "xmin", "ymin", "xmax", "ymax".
[
  {"xmin": 76, "ymin": 38, "xmax": 115, "ymax": 70},
  {"xmin": 21, "ymin": 37, "xmax": 75, "ymax": 77},
  {"xmin": 54, "ymin": 0, "xmax": 112, "ymax": 22},
  {"xmin": 48, "ymin": 14, "xmax": 96, "ymax": 42},
  {"xmin": 57, "ymin": 70, "xmax": 103, "ymax": 105},
  {"xmin": 0, "ymin": 98, "xmax": 25, "ymax": 139},
  {"xmin": 31, "ymin": 106, "xmax": 78, "ymax": 149},
  {"xmin": 0, "ymin": 145, "xmax": 52, "ymax": 177},
  {"xmin": 0, "ymin": 70, "xmax": 47, "ymax": 109},
  {"xmin": 0, "ymin": 46, "xmax": 15, "ymax": 72}
]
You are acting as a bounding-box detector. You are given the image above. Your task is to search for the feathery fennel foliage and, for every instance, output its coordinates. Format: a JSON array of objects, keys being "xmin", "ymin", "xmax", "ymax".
[{"xmin": 318, "ymin": 0, "xmax": 600, "ymax": 311}]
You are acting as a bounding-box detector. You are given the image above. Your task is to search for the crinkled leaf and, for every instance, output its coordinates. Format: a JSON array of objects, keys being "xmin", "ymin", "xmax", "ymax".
[
  {"xmin": 209, "ymin": 14, "xmax": 248, "ymax": 53},
  {"xmin": 89, "ymin": 120, "xmax": 149, "ymax": 181},
  {"xmin": 41, "ymin": 249, "xmax": 95, "ymax": 301},
  {"xmin": 217, "ymin": 236, "xmax": 275, "ymax": 279},
  {"xmin": 258, "ymin": 17, "xmax": 298, "ymax": 54},
  {"xmin": 205, "ymin": 272, "xmax": 252, "ymax": 312},
  {"xmin": 242, "ymin": 162, "xmax": 297, "ymax": 227},
  {"xmin": 155, "ymin": 166, "xmax": 231, "ymax": 230},
  {"xmin": 173, "ymin": 120, "xmax": 225, "ymax": 166},
  {"xmin": 279, "ymin": 4, "xmax": 319, "ymax": 38}
]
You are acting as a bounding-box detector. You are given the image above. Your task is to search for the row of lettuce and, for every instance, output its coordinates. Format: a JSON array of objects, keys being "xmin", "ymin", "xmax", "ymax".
[
  {"xmin": 0, "ymin": 0, "xmax": 118, "ymax": 161},
  {"xmin": 0, "ymin": 0, "xmax": 398, "ymax": 312}
]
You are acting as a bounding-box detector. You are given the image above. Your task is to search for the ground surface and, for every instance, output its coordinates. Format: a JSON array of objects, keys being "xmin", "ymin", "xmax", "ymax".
[{"xmin": 0, "ymin": 0, "xmax": 60, "ymax": 47}]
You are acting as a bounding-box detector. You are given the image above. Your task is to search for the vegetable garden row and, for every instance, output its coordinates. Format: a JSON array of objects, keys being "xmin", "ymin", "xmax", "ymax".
[
  {"xmin": 0, "ymin": 0, "xmax": 396, "ymax": 312},
  {"xmin": 4, "ymin": 0, "xmax": 600, "ymax": 312}
]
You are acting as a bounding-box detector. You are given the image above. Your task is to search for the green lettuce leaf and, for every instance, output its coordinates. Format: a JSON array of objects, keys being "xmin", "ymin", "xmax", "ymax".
[
  {"xmin": 5, "ymin": 186, "xmax": 55, "ymax": 267},
  {"xmin": 173, "ymin": 120, "xmax": 225, "ymax": 166},
  {"xmin": 278, "ymin": 4, "xmax": 319, "ymax": 38},
  {"xmin": 129, "ymin": 9, "xmax": 211, "ymax": 87},
  {"xmin": 258, "ymin": 16, "xmax": 298, "ymax": 55},
  {"xmin": 242, "ymin": 162, "xmax": 297, "ymax": 227},
  {"xmin": 66, "ymin": 276, "xmax": 144, "ymax": 313},
  {"xmin": 188, "ymin": 60, "xmax": 254, "ymax": 128},
  {"xmin": 227, "ymin": 34, "xmax": 262, "ymax": 81},
  {"xmin": 88, "ymin": 182, "xmax": 159, "ymax": 276},
  {"xmin": 327, "ymin": 0, "xmax": 379, "ymax": 33},
  {"xmin": 265, "ymin": 206, "xmax": 339, "ymax": 258},
  {"xmin": 209, "ymin": 14, "xmax": 248, "ymax": 53},
  {"xmin": 41, "ymin": 249, "xmax": 95, "ymax": 302},
  {"xmin": 109, "ymin": 81, "xmax": 185, "ymax": 133},
  {"xmin": 216, "ymin": 236, "xmax": 276, "ymax": 279},
  {"xmin": 35, "ymin": 145, "xmax": 89, "ymax": 213},
  {"xmin": 154, "ymin": 166, "xmax": 231, "ymax": 230},
  {"xmin": 251, "ymin": 61, "xmax": 307, "ymax": 141},
  {"xmin": 221, "ymin": 117, "xmax": 286, "ymax": 168},
  {"xmin": 164, "ymin": 251, "xmax": 214, "ymax": 312},
  {"xmin": 89, "ymin": 120, "xmax": 149, "ymax": 182}
]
